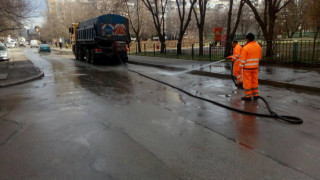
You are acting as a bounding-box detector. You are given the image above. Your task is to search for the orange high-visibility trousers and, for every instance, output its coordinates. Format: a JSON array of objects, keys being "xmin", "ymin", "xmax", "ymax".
[
  {"xmin": 243, "ymin": 69, "xmax": 259, "ymax": 97},
  {"xmin": 233, "ymin": 60, "xmax": 243, "ymax": 84}
]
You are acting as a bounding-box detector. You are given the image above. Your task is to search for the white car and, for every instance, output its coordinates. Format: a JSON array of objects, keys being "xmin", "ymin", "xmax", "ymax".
[
  {"xmin": 30, "ymin": 40, "xmax": 39, "ymax": 48},
  {"xmin": 5, "ymin": 42, "xmax": 16, "ymax": 48},
  {"xmin": 0, "ymin": 44, "xmax": 10, "ymax": 61}
]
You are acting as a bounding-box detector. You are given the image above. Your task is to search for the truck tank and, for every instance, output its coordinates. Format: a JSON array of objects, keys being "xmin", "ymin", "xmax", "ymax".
[{"xmin": 70, "ymin": 14, "xmax": 131, "ymax": 64}]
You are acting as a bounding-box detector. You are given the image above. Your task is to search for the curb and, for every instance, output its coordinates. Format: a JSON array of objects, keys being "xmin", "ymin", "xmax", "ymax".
[
  {"xmin": 51, "ymin": 48, "xmax": 73, "ymax": 55},
  {"xmin": 0, "ymin": 67, "xmax": 44, "ymax": 88},
  {"xmin": 128, "ymin": 61, "xmax": 320, "ymax": 94}
]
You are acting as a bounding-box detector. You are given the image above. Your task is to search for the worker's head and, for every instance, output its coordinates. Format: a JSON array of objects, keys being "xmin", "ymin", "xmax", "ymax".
[
  {"xmin": 232, "ymin": 40, "xmax": 238, "ymax": 47},
  {"xmin": 246, "ymin": 33, "xmax": 255, "ymax": 43}
]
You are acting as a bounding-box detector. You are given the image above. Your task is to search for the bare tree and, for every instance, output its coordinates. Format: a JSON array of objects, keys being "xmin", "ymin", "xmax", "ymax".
[
  {"xmin": 192, "ymin": 0, "xmax": 208, "ymax": 56},
  {"xmin": 142, "ymin": 0, "xmax": 168, "ymax": 53},
  {"xmin": 238, "ymin": 5, "xmax": 254, "ymax": 37},
  {"xmin": 304, "ymin": 0, "xmax": 320, "ymax": 40},
  {"xmin": 175, "ymin": 0, "xmax": 197, "ymax": 55},
  {"xmin": 245, "ymin": 0, "xmax": 292, "ymax": 57},
  {"xmin": 225, "ymin": 0, "xmax": 245, "ymax": 57},
  {"xmin": 43, "ymin": 1, "xmax": 97, "ymax": 41},
  {"xmin": 303, "ymin": 0, "xmax": 320, "ymax": 60},
  {"xmin": 95, "ymin": 0, "xmax": 127, "ymax": 16},
  {"xmin": 125, "ymin": 0, "xmax": 152, "ymax": 52},
  {"xmin": 166, "ymin": 10, "xmax": 180, "ymax": 40},
  {"xmin": 0, "ymin": 0, "xmax": 32, "ymax": 33},
  {"xmin": 278, "ymin": 0, "xmax": 303, "ymax": 38}
]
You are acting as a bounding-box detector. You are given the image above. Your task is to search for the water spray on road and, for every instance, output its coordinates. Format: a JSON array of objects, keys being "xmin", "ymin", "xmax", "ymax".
[
  {"xmin": 157, "ymin": 59, "xmax": 226, "ymax": 76},
  {"xmin": 116, "ymin": 54, "xmax": 303, "ymax": 124},
  {"xmin": 173, "ymin": 59, "xmax": 226, "ymax": 76}
]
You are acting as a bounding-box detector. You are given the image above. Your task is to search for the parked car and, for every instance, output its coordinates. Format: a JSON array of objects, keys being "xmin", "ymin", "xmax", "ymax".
[
  {"xmin": 0, "ymin": 44, "xmax": 10, "ymax": 61},
  {"xmin": 5, "ymin": 42, "xmax": 16, "ymax": 48},
  {"xmin": 30, "ymin": 40, "xmax": 39, "ymax": 48},
  {"xmin": 38, "ymin": 44, "xmax": 51, "ymax": 53}
]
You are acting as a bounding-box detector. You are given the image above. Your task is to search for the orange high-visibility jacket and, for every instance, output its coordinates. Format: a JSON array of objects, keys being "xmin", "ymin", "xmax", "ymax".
[
  {"xmin": 240, "ymin": 41, "xmax": 262, "ymax": 69},
  {"xmin": 227, "ymin": 44, "xmax": 242, "ymax": 62}
]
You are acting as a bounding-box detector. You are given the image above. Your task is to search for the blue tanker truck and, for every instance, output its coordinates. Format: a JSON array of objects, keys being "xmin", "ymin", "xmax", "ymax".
[{"xmin": 69, "ymin": 14, "xmax": 130, "ymax": 64}]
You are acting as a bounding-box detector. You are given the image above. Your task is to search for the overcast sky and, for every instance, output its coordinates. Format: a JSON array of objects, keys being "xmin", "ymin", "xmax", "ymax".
[{"xmin": 27, "ymin": 0, "xmax": 47, "ymax": 28}]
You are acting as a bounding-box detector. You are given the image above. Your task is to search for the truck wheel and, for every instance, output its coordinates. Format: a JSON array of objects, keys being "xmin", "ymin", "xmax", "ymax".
[
  {"xmin": 75, "ymin": 48, "xmax": 79, "ymax": 60},
  {"xmin": 78, "ymin": 48, "xmax": 84, "ymax": 61},
  {"xmin": 85, "ymin": 49, "xmax": 90, "ymax": 63},
  {"xmin": 90, "ymin": 51, "xmax": 96, "ymax": 64}
]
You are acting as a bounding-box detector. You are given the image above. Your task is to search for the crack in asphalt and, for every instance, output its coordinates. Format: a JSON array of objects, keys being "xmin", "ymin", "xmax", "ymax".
[{"xmin": 0, "ymin": 118, "xmax": 24, "ymax": 147}]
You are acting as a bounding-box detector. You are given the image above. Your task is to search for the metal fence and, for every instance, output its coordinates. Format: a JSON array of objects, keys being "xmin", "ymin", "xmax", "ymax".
[{"xmin": 128, "ymin": 40, "xmax": 320, "ymax": 64}]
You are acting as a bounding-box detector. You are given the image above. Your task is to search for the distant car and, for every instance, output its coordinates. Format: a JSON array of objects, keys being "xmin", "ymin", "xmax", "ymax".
[
  {"xmin": 0, "ymin": 44, "xmax": 10, "ymax": 61},
  {"xmin": 30, "ymin": 40, "xmax": 39, "ymax": 48},
  {"xmin": 38, "ymin": 44, "xmax": 51, "ymax": 53},
  {"xmin": 5, "ymin": 42, "xmax": 16, "ymax": 48}
]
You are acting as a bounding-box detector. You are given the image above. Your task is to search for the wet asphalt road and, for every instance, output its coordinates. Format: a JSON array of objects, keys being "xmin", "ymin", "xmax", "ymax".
[{"xmin": 0, "ymin": 48, "xmax": 319, "ymax": 180}]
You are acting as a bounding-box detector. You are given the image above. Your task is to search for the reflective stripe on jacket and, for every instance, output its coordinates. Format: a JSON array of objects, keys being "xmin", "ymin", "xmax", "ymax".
[
  {"xmin": 232, "ymin": 44, "xmax": 242, "ymax": 62},
  {"xmin": 227, "ymin": 43, "xmax": 242, "ymax": 62},
  {"xmin": 240, "ymin": 41, "xmax": 262, "ymax": 69}
]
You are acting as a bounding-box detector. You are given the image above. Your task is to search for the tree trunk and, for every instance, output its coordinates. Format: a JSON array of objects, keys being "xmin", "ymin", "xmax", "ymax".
[
  {"xmin": 225, "ymin": 34, "xmax": 234, "ymax": 58},
  {"xmin": 244, "ymin": 0, "xmax": 293, "ymax": 62},
  {"xmin": 199, "ymin": 27, "xmax": 204, "ymax": 56},
  {"xmin": 224, "ymin": 0, "xmax": 243, "ymax": 57},
  {"xmin": 137, "ymin": 38, "xmax": 142, "ymax": 53},
  {"xmin": 314, "ymin": 28, "xmax": 319, "ymax": 41},
  {"xmin": 177, "ymin": 42, "xmax": 181, "ymax": 55},
  {"xmin": 177, "ymin": 34, "xmax": 184, "ymax": 55},
  {"xmin": 266, "ymin": 41, "xmax": 273, "ymax": 61},
  {"xmin": 265, "ymin": 16, "xmax": 276, "ymax": 58},
  {"xmin": 160, "ymin": 36, "xmax": 166, "ymax": 54}
]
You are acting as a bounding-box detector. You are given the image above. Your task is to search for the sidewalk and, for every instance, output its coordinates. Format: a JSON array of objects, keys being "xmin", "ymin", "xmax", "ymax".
[
  {"xmin": 51, "ymin": 47, "xmax": 73, "ymax": 55},
  {"xmin": 0, "ymin": 48, "xmax": 44, "ymax": 87},
  {"xmin": 50, "ymin": 48, "xmax": 320, "ymax": 92},
  {"xmin": 128, "ymin": 55, "xmax": 320, "ymax": 93}
]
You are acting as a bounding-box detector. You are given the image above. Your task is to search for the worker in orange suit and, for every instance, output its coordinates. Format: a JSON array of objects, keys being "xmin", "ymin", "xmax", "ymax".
[
  {"xmin": 240, "ymin": 33, "xmax": 262, "ymax": 101},
  {"xmin": 227, "ymin": 40, "xmax": 243, "ymax": 88}
]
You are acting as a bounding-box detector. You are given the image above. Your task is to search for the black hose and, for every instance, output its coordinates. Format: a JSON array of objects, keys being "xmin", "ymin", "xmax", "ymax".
[
  {"xmin": 230, "ymin": 60, "xmax": 237, "ymax": 86},
  {"xmin": 116, "ymin": 53, "xmax": 303, "ymax": 124}
]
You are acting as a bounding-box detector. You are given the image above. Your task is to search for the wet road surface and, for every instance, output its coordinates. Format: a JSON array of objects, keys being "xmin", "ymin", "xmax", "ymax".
[{"xmin": 0, "ymin": 48, "xmax": 319, "ymax": 179}]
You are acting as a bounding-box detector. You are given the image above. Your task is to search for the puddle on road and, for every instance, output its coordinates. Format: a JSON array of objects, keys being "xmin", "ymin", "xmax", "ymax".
[{"xmin": 68, "ymin": 73, "xmax": 88, "ymax": 76}]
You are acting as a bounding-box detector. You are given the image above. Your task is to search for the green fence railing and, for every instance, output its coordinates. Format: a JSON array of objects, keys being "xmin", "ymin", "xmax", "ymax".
[{"xmin": 128, "ymin": 40, "xmax": 320, "ymax": 65}]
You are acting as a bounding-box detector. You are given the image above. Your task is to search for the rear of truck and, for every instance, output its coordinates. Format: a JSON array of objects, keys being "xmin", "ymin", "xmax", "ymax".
[
  {"xmin": 95, "ymin": 14, "xmax": 130, "ymax": 63},
  {"xmin": 72, "ymin": 14, "xmax": 130, "ymax": 64}
]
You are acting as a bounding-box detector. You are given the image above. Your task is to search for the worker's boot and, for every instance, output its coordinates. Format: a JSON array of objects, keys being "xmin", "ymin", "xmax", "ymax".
[{"xmin": 241, "ymin": 96, "xmax": 252, "ymax": 101}]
